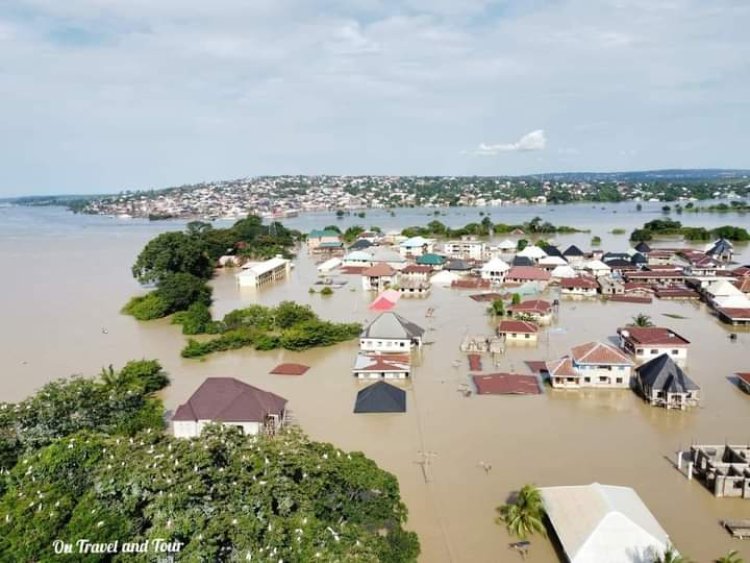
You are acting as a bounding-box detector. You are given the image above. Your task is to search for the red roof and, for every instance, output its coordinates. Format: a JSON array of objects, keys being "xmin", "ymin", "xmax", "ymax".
[
  {"xmin": 718, "ymin": 308, "xmax": 750, "ymax": 320},
  {"xmin": 472, "ymin": 373, "xmax": 541, "ymax": 395},
  {"xmin": 737, "ymin": 373, "xmax": 750, "ymax": 386},
  {"xmin": 509, "ymin": 299, "xmax": 552, "ymax": 314},
  {"xmin": 354, "ymin": 353, "xmax": 410, "ymax": 372},
  {"xmin": 547, "ymin": 357, "xmax": 577, "ymax": 377},
  {"xmin": 735, "ymin": 278, "xmax": 750, "ymax": 293},
  {"xmin": 451, "ymin": 279, "xmax": 491, "ymax": 289},
  {"xmin": 506, "ymin": 266, "xmax": 551, "ymax": 281},
  {"xmin": 270, "ymin": 363, "xmax": 310, "ymax": 376},
  {"xmin": 468, "ymin": 354, "xmax": 482, "ymax": 371},
  {"xmin": 571, "ymin": 342, "xmax": 633, "ymax": 365},
  {"xmin": 617, "ymin": 327, "xmax": 690, "ymax": 347},
  {"xmin": 469, "ymin": 292, "xmax": 504, "ymax": 302},
  {"xmin": 172, "ymin": 378, "xmax": 287, "ymax": 423},
  {"xmin": 561, "ymin": 277, "xmax": 598, "ymax": 289},
  {"xmin": 362, "ymin": 263, "xmax": 396, "ymax": 277},
  {"xmin": 402, "ymin": 264, "xmax": 432, "ymax": 274},
  {"xmin": 525, "ymin": 360, "xmax": 549, "ymax": 374},
  {"xmin": 497, "ymin": 320, "xmax": 539, "ymax": 334}
]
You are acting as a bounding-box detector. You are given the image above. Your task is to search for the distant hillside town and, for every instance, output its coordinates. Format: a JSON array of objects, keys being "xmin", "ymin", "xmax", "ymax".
[{"xmin": 51, "ymin": 173, "xmax": 749, "ymax": 220}]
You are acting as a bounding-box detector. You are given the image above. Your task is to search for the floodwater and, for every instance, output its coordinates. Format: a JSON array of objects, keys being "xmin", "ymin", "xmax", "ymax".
[{"xmin": 1, "ymin": 203, "xmax": 749, "ymax": 562}]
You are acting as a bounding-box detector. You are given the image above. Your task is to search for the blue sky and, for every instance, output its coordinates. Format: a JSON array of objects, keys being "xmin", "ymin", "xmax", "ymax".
[{"xmin": 1, "ymin": 0, "xmax": 748, "ymax": 195}]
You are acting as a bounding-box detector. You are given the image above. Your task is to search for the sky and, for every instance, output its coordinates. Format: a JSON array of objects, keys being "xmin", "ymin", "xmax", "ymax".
[{"xmin": 1, "ymin": 0, "xmax": 749, "ymax": 195}]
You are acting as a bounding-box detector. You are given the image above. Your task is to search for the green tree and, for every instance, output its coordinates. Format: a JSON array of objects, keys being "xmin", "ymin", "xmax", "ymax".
[
  {"xmin": 172, "ymin": 301, "xmax": 214, "ymax": 334},
  {"xmin": 273, "ymin": 301, "xmax": 318, "ymax": 329},
  {"xmin": 651, "ymin": 545, "xmax": 691, "ymax": 563},
  {"xmin": 495, "ymin": 485, "xmax": 546, "ymax": 540},
  {"xmin": 715, "ymin": 551, "xmax": 743, "ymax": 563},
  {"xmin": 512, "ymin": 293, "xmax": 522, "ymax": 305},
  {"xmin": 488, "ymin": 299, "xmax": 505, "ymax": 316},
  {"xmin": 156, "ymin": 273, "xmax": 212, "ymax": 312},
  {"xmin": 629, "ymin": 313, "xmax": 654, "ymax": 327},
  {"xmin": 132, "ymin": 231, "xmax": 214, "ymax": 283},
  {"xmin": 321, "ymin": 286, "xmax": 334, "ymax": 296},
  {"xmin": 517, "ymin": 239, "xmax": 529, "ymax": 251},
  {"xmin": 591, "ymin": 236, "xmax": 602, "ymax": 246},
  {"xmin": 343, "ymin": 225, "xmax": 365, "ymax": 243}
]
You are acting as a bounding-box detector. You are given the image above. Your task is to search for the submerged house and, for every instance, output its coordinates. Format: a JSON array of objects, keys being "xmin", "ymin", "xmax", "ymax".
[
  {"xmin": 353, "ymin": 381, "xmax": 406, "ymax": 413},
  {"xmin": 541, "ymin": 483, "xmax": 673, "ymax": 563},
  {"xmin": 172, "ymin": 378, "xmax": 287, "ymax": 438},
  {"xmin": 480, "ymin": 257, "xmax": 510, "ymax": 283},
  {"xmin": 561, "ymin": 277, "xmax": 599, "ymax": 297},
  {"xmin": 352, "ymin": 353, "xmax": 411, "ymax": 380},
  {"xmin": 361, "ymin": 263, "xmax": 398, "ymax": 292},
  {"xmin": 360, "ymin": 312, "xmax": 425, "ymax": 352},
  {"xmin": 507, "ymin": 299, "xmax": 554, "ymax": 324},
  {"xmin": 617, "ymin": 327, "xmax": 690, "ymax": 366},
  {"xmin": 236, "ymin": 257, "xmax": 291, "ymax": 288},
  {"xmin": 635, "ymin": 354, "xmax": 700, "ymax": 410},
  {"xmin": 683, "ymin": 444, "xmax": 750, "ymax": 499},
  {"xmin": 496, "ymin": 320, "xmax": 539, "ymax": 344},
  {"xmin": 548, "ymin": 342, "xmax": 634, "ymax": 389}
]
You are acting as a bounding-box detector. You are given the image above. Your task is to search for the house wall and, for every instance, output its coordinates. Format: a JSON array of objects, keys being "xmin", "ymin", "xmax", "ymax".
[
  {"xmin": 641, "ymin": 384, "xmax": 700, "ymax": 409},
  {"xmin": 572, "ymin": 363, "xmax": 633, "ymax": 388},
  {"xmin": 561, "ymin": 287, "xmax": 597, "ymax": 297},
  {"xmin": 623, "ymin": 342, "xmax": 688, "ymax": 365},
  {"xmin": 481, "ymin": 270, "xmax": 507, "ymax": 282},
  {"xmin": 173, "ymin": 420, "xmax": 263, "ymax": 438},
  {"xmin": 360, "ymin": 338, "xmax": 414, "ymax": 351},
  {"xmin": 354, "ymin": 370, "xmax": 409, "ymax": 380},
  {"xmin": 502, "ymin": 332, "xmax": 538, "ymax": 343},
  {"xmin": 362, "ymin": 274, "xmax": 395, "ymax": 291}
]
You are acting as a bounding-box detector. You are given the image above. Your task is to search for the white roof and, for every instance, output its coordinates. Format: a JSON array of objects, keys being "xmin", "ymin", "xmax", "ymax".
[
  {"xmin": 541, "ymin": 483, "xmax": 671, "ymax": 563},
  {"xmin": 237, "ymin": 257, "xmax": 288, "ymax": 277},
  {"xmin": 400, "ymin": 236, "xmax": 431, "ymax": 248},
  {"xmin": 584, "ymin": 259, "xmax": 611, "ymax": 271},
  {"xmin": 317, "ymin": 257, "xmax": 341, "ymax": 272},
  {"xmin": 344, "ymin": 250, "xmax": 374, "ymax": 262},
  {"xmin": 551, "ymin": 265, "xmax": 578, "ymax": 278},
  {"xmin": 539, "ymin": 256, "xmax": 568, "ymax": 266},
  {"xmin": 481, "ymin": 257, "xmax": 510, "ymax": 272},
  {"xmin": 497, "ymin": 239, "xmax": 516, "ymax": 250},
  {"xmin": 371, "ymin": 248, "xmax": 405, "ymax": 263},
  {"xmin": 705, "ymin": 279, "xmax": 743, "ymax": 298},
  {"xmin": 518, "ymin": 245, "xmax": 548, "ymax": 259},
  {"xmin": 713, "ymin": 294, "xmax": 750, "ymax": 309},
  {"xmin": 429, "ymin": 270, "xmax": 459, "ymax": 285}
]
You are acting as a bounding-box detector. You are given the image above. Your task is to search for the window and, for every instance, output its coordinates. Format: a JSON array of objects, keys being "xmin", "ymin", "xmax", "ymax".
[
  {"xmin": 525, "ymin": 334, "xmax": 530, "ymax": 339},
  {"xmin": 671, "ymin": 349, "xmax": 679, "ymax": 355},
  {"xmin": 400, "ymin": 342, "xmax": 405, "ymax": 347},
  {"xmin": 651, "ymin": 349, "xmax": 658, "ymax": 355},
  {"xmin": 599, "ymin": 376, "xmax": 608, "ymax": 383},
  {"xmin": 616, "ymin": 378, "xmax": 623, "ymax": 384},
  {"xmin": 584, "ymin": 377, "xmax": 591, "ymax": 383},
  {"xmin": 636, "ymin": 348, "xmax": 644, "ymax": 355}
]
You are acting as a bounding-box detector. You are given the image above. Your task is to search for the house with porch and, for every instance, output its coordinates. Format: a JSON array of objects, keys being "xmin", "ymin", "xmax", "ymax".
[
  {"xmin": 399, "ymin": 236, "xmax": 434, "ymax": 258},
  {"xmin": 360, "ymin": 312, "xmax": 425, "ymax": 352},
  {"xmin": 548, "ymin": 341, "xmax": 634, "ymax": 389},
  {"xmin": 480, "ymin": 257, "xmax": 510, "ymax": 284},
  {"xmin": 635, "ymin": 354, "xmax": 700, "ymax": 410},
  {"xmin": 617, "ymin": 327, "xmax": 690, "ymax": 366},
  {"xmin": 505, "ymin": 266, "xmax": 551, "ymax": 286},
  {"xmin": 172, "ymin": 378, "xmax": 287, "ymax": 438},
  {"xmin": 507, "ymin": 299, "xmax": 554, "ymax": 324},
  {"xmin": 561, "ymin": 277, "xmax": 599, "ymax": 297}
]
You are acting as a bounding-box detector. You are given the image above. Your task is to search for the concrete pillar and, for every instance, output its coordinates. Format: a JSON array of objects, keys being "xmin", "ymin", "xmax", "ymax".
[
  {"xmin": 676, "ymin": 451, "xmax": 683, "ymax": 471},
  {"xmin": 687, "ymin": 461, "xmax": 694, "ymax": 480}
]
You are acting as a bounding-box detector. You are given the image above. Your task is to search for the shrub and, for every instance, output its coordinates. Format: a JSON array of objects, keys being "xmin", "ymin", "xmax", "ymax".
[{"xmin": 122, "ymin": 292, "xmax": 169, "ymax": 320}]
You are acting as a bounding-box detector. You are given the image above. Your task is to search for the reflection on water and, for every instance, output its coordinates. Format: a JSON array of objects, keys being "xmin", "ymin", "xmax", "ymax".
[{"xmin": 1, "ymin": 205, "xmax": 749, "ymax": 562}]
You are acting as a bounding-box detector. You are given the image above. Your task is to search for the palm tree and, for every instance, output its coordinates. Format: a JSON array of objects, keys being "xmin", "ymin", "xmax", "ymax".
[
  {"xmin": 715, "ymin": 551, "xmax": 743, "ymax": 563},
  {"xmin": 630, "ymin": 313, "xmax": 654, "ymax": 327},
  {"xmin": 651, "ymin": 545, "xmax": 691, "ymax": 563},
  {"xmin": 495, "ymin": 484, "xmax": 547, "ymax": 540}
]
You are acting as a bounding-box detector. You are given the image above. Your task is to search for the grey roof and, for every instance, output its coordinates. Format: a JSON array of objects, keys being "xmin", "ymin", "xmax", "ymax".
[
  {"xmin": 563, "ymin": 244, "xmax": 584, "ymax": 257},
  {"xmin": 707, "ymin": 238, "xmax": 733, "ymax": 256},
  {"xmin": 361, "ymin": 312, "xmax": 425, "ymax": 340},
  {"xmin": 512, "ymin": 256, "xmax": 534, "ymax": 267},
  {"xmin": 445, "ymin": 258, "xmax": 472, "ymax": 271},
  {"xmin": 542, "ymin": 245, "xmax": 564, "ymax": 258},
  {"xmin": 349, "ymin": 239, "xmax": 373, "ymax": 250},
  {"xmin": 636, "ymin": 354, "xmax": 700, "ymax": 394},
  {"xmin": 635, "ymin": 241, "xmax": 651, "ymax": 253},
  {"xmin": 354, "ymin": 381, "xmax": 406, "ymax": 413},
  {"xmin": 631, "ymin": 252, "xmax": 648, "ymax": 265}
]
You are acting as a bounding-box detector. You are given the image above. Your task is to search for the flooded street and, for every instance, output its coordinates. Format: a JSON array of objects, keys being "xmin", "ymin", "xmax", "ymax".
[{"xmin": 1, "ymin": 204, "xmax": 749, "ymax": 562}]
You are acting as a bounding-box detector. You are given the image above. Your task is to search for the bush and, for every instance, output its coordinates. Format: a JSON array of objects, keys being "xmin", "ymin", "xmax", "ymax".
[
  {"xmin": 321, "ymin": 286, "xmax": 334, "ymax": 296},
  {"xmin": 122, "ymin": 292, "xmax": 169, "ymax": 320},
  {"xmin": 172, "ymin": 302, "xmax": 214, "ymax": 334}
]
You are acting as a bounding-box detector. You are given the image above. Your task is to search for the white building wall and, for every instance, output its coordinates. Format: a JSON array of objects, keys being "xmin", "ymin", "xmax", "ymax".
[
  {"xmin": 359, "ymin": 338, "xmax": 412, "ymax": 352},
  {"xmin": 173, "ymin": 420, "xmax": 263, "ymax": 438}
]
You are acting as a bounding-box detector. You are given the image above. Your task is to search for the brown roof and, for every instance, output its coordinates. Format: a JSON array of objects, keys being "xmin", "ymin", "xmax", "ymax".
[
  {"xmin": 508, "ymin": 299, "xmax": 552, "ymax": 314},
  {"xmin": 472, "ymin": 373, "xmax": 541, "ymax": 395},
  {"xmin": 735, "ymin": 278, "xmax": 750, "ymax": 293},
  {"xmin": 561, "ymin": 277, "xmax": 598, "ymax": 289},
  {"xmin": 718, "ymin": 307, "xmax": 750, "ymax": 320},
  {"xmin": 506, "ymin": 266, "xmax": 551, "ymax": 281},
  {"xmin": 468, "ymin": 354, "xmax": 482, "ymax": 371},
  {"xmin": 469, "ymin": 292, "xmax": 504, "ymax": 302},
  {"xmin": 736, "ymin": 372, "xmax": 750, "ymax": 386},
  {"xmin": 617, "ymin": 327, "xmax": 690, "ymax": 347},
  {"xmin": 270, "ymin": 363, "xmax": 310, "ymax": 376},
  {"xmin": 546, "ymin": 357, "xmax": 577, "ymax": 377},
  {"xmin": 362, "ymin": 263, "xmax": 396, "ymax": 277},
  {"xmin": 451, "ymin": 279, "xmax": 491, "ymax": 289},
  {"xmin": 571, "ymin": 342, "xmax": 633, "ymax": 366},
  {"xmin": 525, "ymin": 360, "xmax": 549, "ymax": 373},
  {"xmin": 354, "ymin": 353, "xmax": 411, "ymax": 372},
  {"xmin": 402, "ymin": 264, "xmax": 432, "ymax": 274},
  {"xmin": 497, "ymin": 320, "xmax": 539, "ymax": 334},
  {"xmin": 172, "ymin": 377, "xmax": 287, "ymax": 423}
]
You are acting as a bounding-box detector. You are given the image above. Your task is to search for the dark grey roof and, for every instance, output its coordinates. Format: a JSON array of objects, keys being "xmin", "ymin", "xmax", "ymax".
[
  {"xmin": 605, "ymin": 258, "xmax": 633, "ymax": 268},
  {"xmin": 603, "ymin": 252, "xmax": 631, "ymax": 262},
  {"xmin": 354, "ymin": 381, "xmax": 406, "ymax": 413},
  {"xmin": 349, "ymin": 239, "xmax": 373, "ymax": 250},
  {"xmin": 707, "ymin": 238, "xmax": 733, "ymax": 256},
  {"xmin": 562, "ymin": 245, "xmax": 584, "ymax": 257},
  {"xmin": 636, "ymin": 354, "xmax": 700, "ymax": 394},
  {"xmin": 631, "ymin": 252, "xmax": 648, "ymax": 265},
  {"xmin": 512, "ymin": 256, "xmax": 534, "ymax": 267},
  {"xmin": 361, "ymin": 312, "xmax": 425, "ymax": 340},
  {"xmin": 541, "ymin": 245, "xmax": 564, "ymax": 258},
  {"xmin": 445, "ymin": 258, "xmax": 472, "ymax": 271},
  {"xmin": 635, "ymin": 242, "xmax": 651, "ymax": 253}
]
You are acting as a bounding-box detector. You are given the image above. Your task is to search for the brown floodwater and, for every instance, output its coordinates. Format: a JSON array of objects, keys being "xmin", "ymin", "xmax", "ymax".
[{"xmin": 1, "ymin": 211, "xmax": 749, "ymax": 562}]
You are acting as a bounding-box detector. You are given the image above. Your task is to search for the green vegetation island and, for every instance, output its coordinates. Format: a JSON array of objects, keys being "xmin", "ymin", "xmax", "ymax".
[
  {"xmin": 0, "ymin": 361, "xmax": 419, "ymax": 561},
  {"xmin": 630, "ymin": 219, "xmax": 750, "ymax": 242}
]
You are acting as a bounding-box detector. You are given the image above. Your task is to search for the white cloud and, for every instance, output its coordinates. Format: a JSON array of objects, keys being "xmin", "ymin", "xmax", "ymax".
[{"xmin": 472, "ymin": 130, "xmax": 547, "ymax": 155}]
